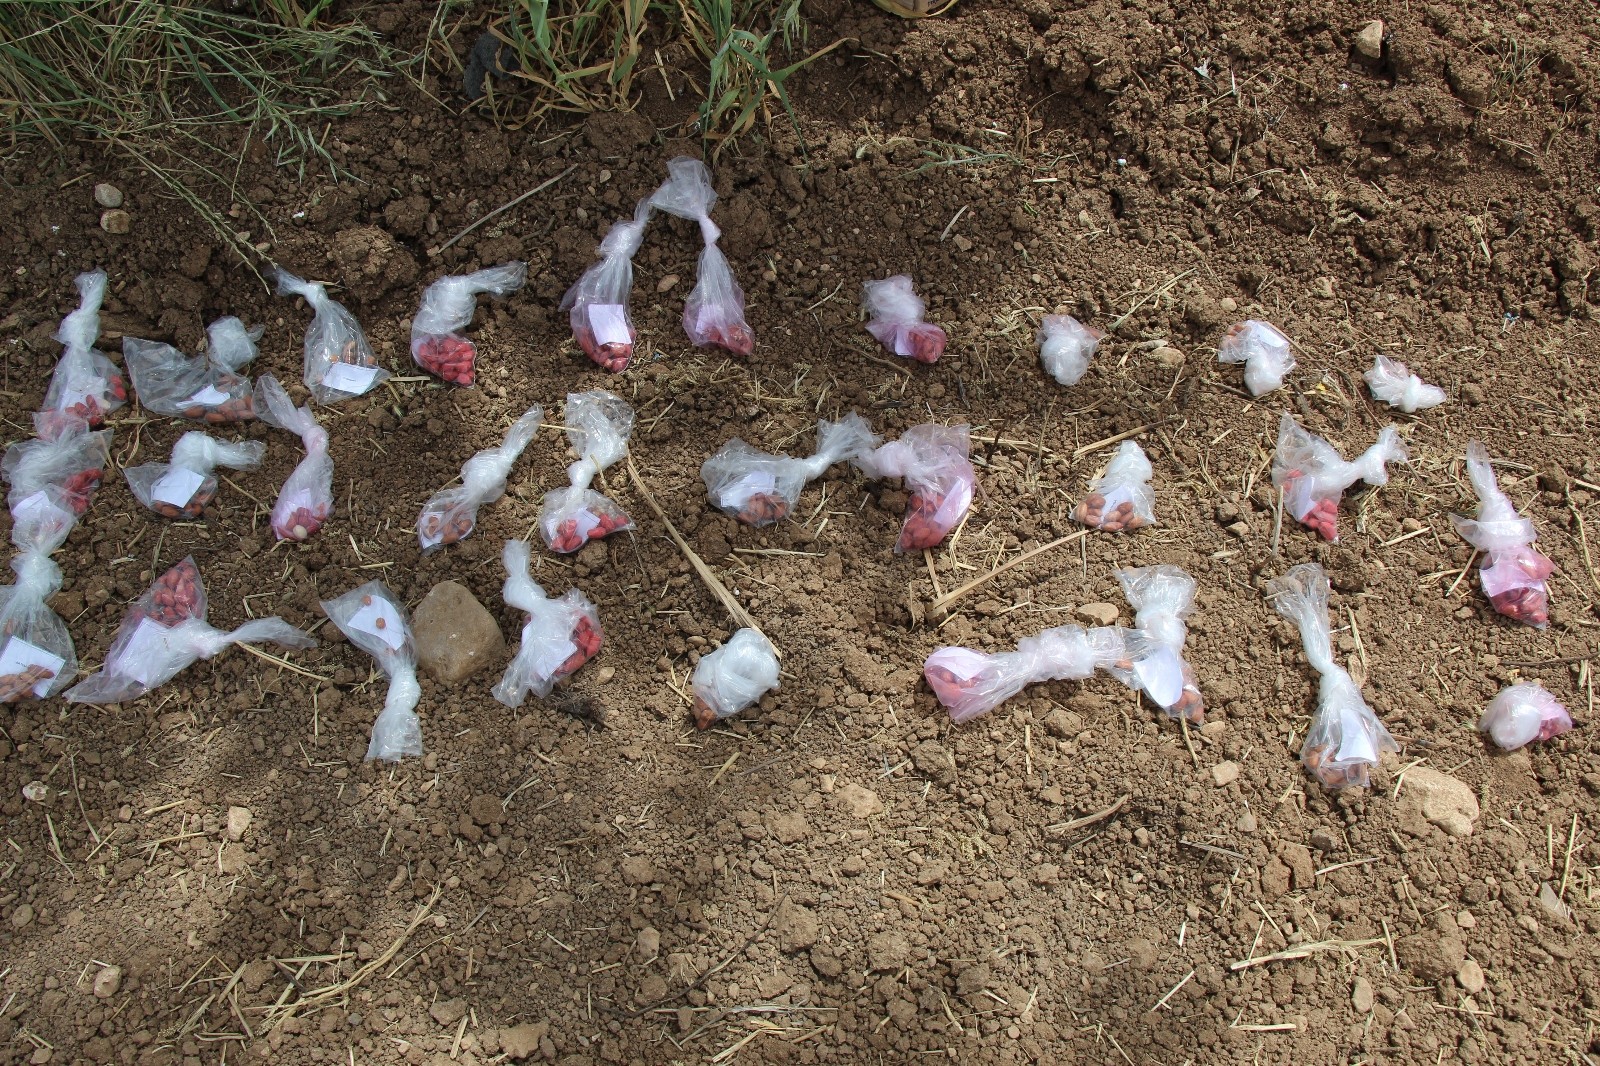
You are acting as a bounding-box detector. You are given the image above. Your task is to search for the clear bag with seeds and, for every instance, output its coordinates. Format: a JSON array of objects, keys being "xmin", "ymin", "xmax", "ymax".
[
  {"xmin": 493, "ymin": 540, "xmax": 603, "ymax": 706},
  {"xmin": 123, "ymin": 336, "xmax": 256, "ymax": 423},
  {"xmin": 1451, "ymin": 442, "xmax": 1554, "ymax": 627},
  {"xmin": 1073, "ymin": 440, "xmax": 1155, "ymax": 532},
  {"xmin": 274, "ymin": 267, "xmax": 387, "ymax": 403},
  {"xmin": 419, "ymin": 406, "xmax": 542, "ymax": 552},
  {"xmin": 254, "ymin": 374, "xmax": 333, "ymax": 541},
  {"xmin": 0, "ymin": 485, "xmax": 82, "ymax": 701},
  {"xmin": 691, "ymin": 628, "xmax": 780, "ymax": 729},
  {"xmin": 204, "ymin": 316, "xmax": 263, "ymax": 375},
  {"xmin": 1038, "ymin": 315, "xmax": 1102, "ymax": 386},
  {"xmin": 1217, "ymin": 319, "xmax": 1294, "ymax": 396},
  {"xmin": 862, "ymin": 275, "xmax": 947, "ymax": 364},
  {"xmin": 411, "ymin": 262, "xmax": 528, "ymax": 386},
  {"xmin": 3, "ymin": 421, "xmax": 112, "ymax": 517},
  {"xmin": 650, "ymin": 156, "xmax": 754, "ymax": 357},
  {"xmin": 1271, "ymin": 414, "xmax": 1406, "ymax": 542},
  {"xmin": 539, "ymin": 391, "xmax": 636, "ymax": 553},
  {"xmin": 853, "ymin": 423, "xmax": 975, "ymax": 552},
  {"xmin": 1364, "ymin": 353, "xmax": 1444, "ymax": 413},
  {"xmin": 125, "ymin": 432, "xmax": 265, "ymax": 520},
  {"xmin": 924, "ymin": 624, "xmax": 1133, "ymax": 725},
  {"xmin": 1111, "ymin": 565, "xmax": 1204, "ymax": 722},
  {"xmin": 1480, "ymin": 682, "xmax": 1573, "ymax": 751},
  {"xmin": 38, "ymin": 269, "xmax": 126, "ymax": 437},
  {"xmin": 702, "ymin": 413, "xmax": 874, "ymax": 528},
  {"xmin": 562, "ymin": 197, "xmax": 654, "ymax": 372},
  {"xmin": 321, "ymin": 582, "xmax": 422, "ymax": 762}
]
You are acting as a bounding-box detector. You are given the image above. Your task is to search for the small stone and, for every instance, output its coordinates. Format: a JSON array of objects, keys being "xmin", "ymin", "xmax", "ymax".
[
  {"xmin": 1354, "ymin": 19, "xmax": 1384, "ymax": 59},
  {"xmin": 1218, "ymin": 297, "xmax": 1238, "ymax": 312},
  {"xmin": 99, "ymin": 210, "xmax": 130, "ymax": 235},
  {"xmin": 469, "ymin": 794, "xmax": 504, "ymax": 827},
  {"xmin": 92, "ymin": 965, "xmax": 122, "ymax": 999},
  {"xmin": 952, "ymin": 235, "xmax": 973, "ymax": 253},
  {"xmin": 1075, "ymin": 602, "xmax": 1119, "ymax": 626},
  {"xmin": 22, "ymin": 781, "xmax": 48, "ymax": 802},
  {"xmin": 1042, "ymin": 708, "xmax": 1082, "ymax": 739},
  {"xmin": 500, "ymin": 1022, "xmax": 548, "ymax": 1061},
  {"xmin": 429, "ymin": 997, "xmax": 467, "ymax": 1026},
  {"xmin": 1351, "ymin": 976, "xmax": 1374, "ymax": 1012},
  {"xmin": 635, "ymin": 926, "xmax": 660, "ymax": 961},
  {"xmin": 1312, "ymin": 276, "xmax": 1336, "ymax": 299},
  {"xmin": 620, "ymin": 855, "xmax": 656, "ymax": 885},
  {"xmin": 1281, "ymin": 842, "xmax": 1316, "ymax": 890},
  {"xmin": 1212, "ymin": 761, "xmax": 1240, "ymax": 786},
  {"xmin": 1456, "ymin": 910, "xmax": 1476, "ymax": 929},
  {"xmin": 656, "ymin": 274, "xmax": 680, "ymax": 292},
  {"xmin": 1236, "ymin": 810, "xmax": 1258, "ymax": 833},
  {"xmin": 11, "ymin": 903, "xmax": 35, "ymax": 928},
  {"xmin": 775, "ymin": 899, "xmax": 820, "ymax": 953},
  {"xmin": 30, "ymin": 1049, "xmax": 51, "ymax": 1065},
  {"xmin": 1401, "ymin": 766, "xmax": 1480, "ymax": 838},
  {"xmin": 225, "ymin": 806, "xmax": 252, "ymax": 842},
  {"xmin": 1310, "ymin": 828, "xmax": 1340, "ymax": 853},
  {"xmin": 866, "ymin": 930, "xmax": 910, "ymax": 971},
  {"xmin": 956, "ymin": 963, "xmax": 991, "ymax": 997},
  {"xmin": 412, "ymin": 581, "xmax": 504, "ymax": 684},
  {"xmin": 1456, "ymin": 958, "xmax": 1485, "ymax": 995},
  {"xmin": 836, "ymin": 781, "xmax": 884, "ymax": 818},
  {"xmin": 94, "ymin": 183, "xmax": 124, "ymax": 209},
  {"xmin": 1149, "ymin": 345, "xmax": 1185, "ymax": 368}
]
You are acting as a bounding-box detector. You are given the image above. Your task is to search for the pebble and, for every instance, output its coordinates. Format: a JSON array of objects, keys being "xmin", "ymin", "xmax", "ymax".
[
  {"xmin": 412, "ymin": 581, "xmax": 503, "ymax": 683},
  {"xmin": 1401, "ymin": 766, "xmax": 1480, "ymax": 837},
  {"xmin": 836, "ymin": 781, "xmax": 884, "ymax": 818},
  {"xmin": 94, "ymin": 183, "xmax": 124, "ymax": 208},
  {"xmin": 92, "ymin": 965, "xmax": 122, "ymax": 999},
  {"xmin": 1351, "ymin": 976, "xmax": 1374, "ymax": 1012},
  {"xmin": 1075, "ymin": 602, "xmax": 1120, "ymax": 626},
  {"xmin": 1150, "ymin": 345, "xmax": 1185, "ymax": 368},
  {"xmin": 501, "ymin": 1022, "xmax": 547, "ymax": 1061},
  {"xmin": 100, "ymin": 210, "xmax": 131, "ymax": 235},
  {"xmin": 225, "ymin": 805, "xmax": 252, "ymax": 841},
  {"xmin": 11, "ymin": 903, "xmax": 34, "ymax": 928},
  {"xmin": 429, "ymin": 998, "xmax": 467, "ymax": 1026},
  {"xmin": 1212, "ymin": 761, "xmax": 1240, "ymax": 786},
  {"xmin": 656, "ymin": 274, "xmax": 680, "ymax": 292},
  {"xmin": 1354, "ymin": 19, "xmax": 1384, "ymax": 59},
  {"xmin": 1236, "ymin": 810, "xmax": 1258, "ymax": 832},
  {"xmin": 1456, "ymin": 958, "xmax": 1485, "ymax": 994}
]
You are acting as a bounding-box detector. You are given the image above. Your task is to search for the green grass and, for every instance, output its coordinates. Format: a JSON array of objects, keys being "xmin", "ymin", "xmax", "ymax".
[{"xmin": 490, "ymin": 0, "xmax": 652, "ymax": 122}]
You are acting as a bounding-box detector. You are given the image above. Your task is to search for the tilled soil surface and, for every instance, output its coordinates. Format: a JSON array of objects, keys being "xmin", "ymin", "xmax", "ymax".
[{"xmin": 3, "ymin": 1, "xmax": 1600, "ymax": 1063}]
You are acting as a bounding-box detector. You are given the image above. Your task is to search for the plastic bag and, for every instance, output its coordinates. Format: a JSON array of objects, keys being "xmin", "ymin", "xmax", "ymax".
[
  {"xmin": 123, "ymin": 336, "xmax": 255, "ymax": 423},
  {"xmin": 562, "ymin": 197, "xmax": 654, "ymax": 372},
  {"xmin": 65, "ymin": 557, "xmax": 312, "ymax": 704},
  {"xmin": 3, "ymin": 421, "xmax": 112, "ymax": 517},
  {"xmin": 493, "ymin": 540, "xmax": 603, "ymax": 706},
  {"xmin": 411, "ymin": 262, "xmax": 528, "ymax": 386},
  {"xmin": 1272, "ymin": 414, "xmax": 1406, "ymax": 541},
  {"xmin": 254, "ymin": 374, "xmax": 333, "ymax": 541},
  {"xmin": 1451, "ymin": 442, "xmax": 1553, "ymax": 627},
  {"xmin": 274, "ymin": 268, "xmax": 387, "ymax": 402},
  {"xmin": 1480, "ymin": 683, "xmax": 1573, "ymax": 751},
  {"xmin": 539, "ymin": 391, "xmax": 635, "ymax": 553},
  {"xmin": 1074, "ymin": 440, "xmax": 1155, "ymax": 532},
  {"xmin": 925, "ymin": 624, "xmax": 1132, "ymax": 725},
  {"xmin": 650, "ymin": 156, "xmax": 754, "ymax": 357},
  {"xmin": 1364, "ymin": 354, "xmax": 1444, "ymax": 413},
  {"xmin": 1112, "ymin": 565, "xmax": 1203, "ymax": 722},
  {"xmin": 1217, "ymin": 319, "xmax": 1294, "ymax": 396},
  {"xmin": 38, "ymin": 269, "xmax": 126, "ymax": 436},
  {"xmin": 703, "ymin": 414, "xmax": 874, "ymax": 528},
  {"xmin": 862, "ymin": 275, "xmax": 946, "ymax": 363},
  {"xmin": 1265, "ymin": 563, "xmax": 1397, "ymax": 789},
  {"xmin": 853, "ymin": 423, "xmax": 975, "ymax": 552},
  {"xmin": 124, "ymin": 432, "xmax": 264, "ymax": 520},
  {"xmin": 419, "ymin": 406, "xmax": 542, "ymax": 552},
  {"xmin": 691, "ymin": 628, "xmax": 780, "ymax": 728},
  {"xmin": 321, "ymin": 582, "xmax": 421, "ymax": 762},
  {"xmin": 0, "ymin": 485, "xmax": 82, "ymax": 701},
  {"xmin": 204, "ymin": 316, "xmax": 263, "ymax": 375},
  {"xmin": 1038, "ymin": 315, "xmax": 1102, "ymax": 386}
]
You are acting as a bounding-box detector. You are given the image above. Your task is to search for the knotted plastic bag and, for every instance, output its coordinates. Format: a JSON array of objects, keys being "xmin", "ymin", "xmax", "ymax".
[
  {"xmin": 562, "ymin": 197, "xmax": 654, "ymax": 372},
  {"xmin": 1265, "ymin": 563, "xmax": 1397, "ymax": 789},
  {"xmin": 38, "ymin": 269, "xmax": 126, "ymax": 436},
  {"xmin": 3, "ymin": 421, "xmax": 112, "ymax": 517},
  {"xmin": 1217, "ymin": 319, "xmax": 1294, "ymax": 396},
  {"xmin": 411, "ymin": 262, "xmax": 528, "ymax": 386},
  {"xmin": 702, "ymin": 414, "xmax": 874, "ymax": 528},
  {"xmin": 925, "ymin": 625, "xmax": 1132, "ymax": 725},
  {"xmin": 1451, "ymin": 442, "xmax": 1554, "ymax": 627},
  {"xmin": 419, "ymin": 406, "xmax": 542, "ymax": 552},
  {"xmin": 274, "ymin": 268, "xmax": 387, "ymax": 402},
  {"xmin": 1038, "ymin": 315, "xmax": 1101, "ymax": 386},
  {"xmin": 853, "ymin": 423, "xmax": 974, "ymax": 552},
  {"xmin": 125, "ymin": 432, "xmax": 265, "ymax": 520},
  {"xmin": 322, "ymin": 582, "xmax": 421, "ymax": 762},
  {"xmin": 254, "ymin": 374, "xmax": 333, "ymax": 541},
  {"xmin": 862, "ymin": 275, "xmax": 946, "ymax": 363},
  {"xmin": 65, "ymin": 557, "xmax": 312, "ymax": 704},
  {"xmin": 1074, "ymin": 440, "xmax": 1155, "ymax": 532},
  {"xmin": 1480, "ymin": 683, "xmax": 1573, "ymax": 751},
  {"xmin": 539, "ymin": 391, "xmax": 635, "ymax": 553},
  {"xmin": 1364, "ymin": 354, "xmax": 1444, "ymax": 413},
  {"xmin": 1112, "ymin": 565, "xmax": 1203, "ymax": 722},
  {"xmin": 493, "ymin": 540, "xmax": 603, "ymax": 706},
  {"xmin": 650, "ymin": 156, "xmax": 754, "ymax": 356},
  {"xmin": 204, "ymin": 316, "xmax": 263, "ymax": 375},
  {"xmin": 1272, "ymin": 415, "xmax": 1406, "ymax": 541},
  {"xmin": 0, "ymin": 486, "xmax": 81, "ymax": 701},
  {"xmin": 124, "ymin": 335, "xmax": 255, "ymax": 423},
  {"xmin": 691, "ymin": 628, "xmax": 780, "ymax": 728}
]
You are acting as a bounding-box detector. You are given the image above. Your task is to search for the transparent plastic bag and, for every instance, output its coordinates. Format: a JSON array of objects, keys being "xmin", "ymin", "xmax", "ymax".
[
  {"xmin": 691, "ymin": 628, "xmax": 779, "ymax": 728},
  {"xmin": 703, "ymin": 413, "xmax": 874, "ymax": 528},
  {"xmin": 254, "ymin": 374, "xmax": 333, "ymax": 541},
  {"xmin": 3, "ymin": 421, "xmax": 112, "ymax": 517},
  {"xmin": 650, "ymin": 156, "xmax": 754, "ymax": 357},
  {"xmin": 123, "ymin": 336, "xmax": 256, "ymax": 423},
  {"xmin": 539, "ymin": 391, "xmax": 635, "ymax": 553},
  {"xmin": 125, "ymin": 432, "xmax": 265, "ymax": 520},
  {"xmin": 204, "ymin": 316, "xmax": 263, "ymax": 375},
  {"xmin": 1272, "ymin": 414, "xmax": 1406, "ymax": 542},
  {"xmin": 1217, "ymin": 319, "xmax": 1294, "ymax": 396},
  {"xmin": 1364, "ymin": 354, "xmax": 1444, "ymax": 413},
  {"xmin": 1479, "ymin": 683, "xmax": 1573, "ymax": 751},
  {"xmin": 1112, "ymin": 565, "xmax": 1203, "ymax": 722},
  {"xmin": 274, "ymin": 267, "xmax": 387, "ymax": 402},
  {"xmin": 853, "ymin": 423, "xmax": 975, "ymax": 552},
  {"xmin": 38, "ymin": 269, "xmax": 126, "ymax": 436},
  {"xmin": 561, "ymin": 197, "xmax": 654, "ymax": 372},
  {"xmin": 1073, "ymin": 440, "xmax": 1155, "ymax": 532},
  {"xmin": 493, "ymin": 540, "xmax": 603, "ymax": 707},
  {"xmin": 321, "ymin": 582, "xmax": 421, "ymax": 762},
  {"xmin": 1451, "ymin": 442, "xmax": 1553, "ymax": 627},
  {"xmin": 862, "ymin": 275, "xmax": 946, "ymax": 363},
  {"xmin": 1265, "ymin": 563, "xmax": 1397, "ymax": 789},
  {"xmin": 65, "ymin": 556, "xmax": 312, "ymax": 704},
  {"xmin": 0, "ymin": 485, "xmax": 82, "ymax": 701},
  {"xmin": 411, "ymin": 262, "xmax": 528, "ymax": 386},
  {"xmin": 925, "ymin": 624, "xmax": 1132, "ymax": 725},
  {"xmin": 419, "ymin": 406, "xmax": 542, "ymax": 552},
  {"xmin": 1038, "ymin": 315, "xmax": 1102, "ymax": 386}
]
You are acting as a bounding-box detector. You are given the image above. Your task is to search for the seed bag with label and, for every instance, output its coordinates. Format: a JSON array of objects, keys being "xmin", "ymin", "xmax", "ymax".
[
  {"xmin": 322, "ymin": 582, "xmax": 422, "ymax": 762},
  {"xmin": 494, "ymin": 540, "xmax": 603, "ymax": 706},
  {"xmin": 411, "ymin": 262, "xmax": 528, "ymax": 386},
  {"xmin": 1452, "ymin": 442, "xmax": 1554, "ymax": 627},
  {"xmin": 125, "ymin": 432, "xmax": 265, "ymax": 520},
  {"xmin": 274, "ymin": 268, "xmax": 387, "ymax": 403},
  {"xmin": 1266, "ymin": 562, "xmax": 1397, "ymax": 789},
  {"xmin": 863, "ymin": 275, "xmax": 946, "ymax": 364},
  {"xmin": 1038, "ymin": 315, "xmax": 1102, "ymax": 386},
  {"xmin": 691, "ymin": 628, "xmax": 780, "ymax": 729},
  {"xmin": 3, "ymin": 421, "xmax": 112, "ymax": 517},
  {"xmin": 38, "ymin": 269, "xmax": 126, "ymax": 437},
  {"xmin": 649, "ymin": 156, "xmax": 754, "ymax": 357},
  {"xmin": 420, "ymin": 406, "xmax": 542, "ymax": 552},
  {"xmin": 1480, "ymin": 682, "xmax": 1573, "ymax": 751},
  {"xmin": 925, "ymin": 624, "xmax": 1132, "ymax": 725},
  {"xmin": 853, "ymin": 423, "xmax": 975, "ymax": 552},
  {"xmin": 539, "ymin": 391, "xmax": 635, "ymax": 553},
  {"xmin": 0, "ymin": 486, "xmax": 82, "ymax": 701},
  {"xmin": 123, "ymin": 335, "xmax": 256, "ymax": 423},
  {"xmin": 1112, "ymin": 565, "xmax": 1203, "ymax": 722},
  {"xmin": 65, "ymin": 557, "xmax": 313, "ymax": 704},
  {"xmin": 204, "ymin": 316, "xmax": 263, "ymax": 375},
  {"xmin": 255, "ymin": 374, "xmax": 333, "ymax": 541},
  {"xmin": 703, "ymin": 413, "xmax": 874, "ymax": 528},
  {"xmin": 1364, "ymin": 354, "xmax": 1444, "ymax": 413},
  {"xmin": 1073, "ymin": 440, "xmax": 1155, "ymax": 532},
  {"xmin": 1272, "ymin": 415, "xmax": 1406, "ymax": 542},
  {"xmin": 562, "ymin": 197, "xmax": 654, "ymax": 372},
  {"xmin": 1217, "ymin": 319, "xmax": 1295, "ymax": 396}
]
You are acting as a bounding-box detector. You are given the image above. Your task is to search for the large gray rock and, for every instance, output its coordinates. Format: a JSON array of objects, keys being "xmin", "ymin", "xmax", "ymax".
[{"xmin": 413, "ymin": 581, "xmax": 502, "ymax": 683}]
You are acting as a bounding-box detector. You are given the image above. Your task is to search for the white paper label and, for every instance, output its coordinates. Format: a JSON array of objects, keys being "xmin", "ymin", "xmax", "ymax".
[
  {"xmin": 720, "ymin": 471, "xmax": 777, "ymax": 509},
  {"xmin": 586, "ymin": 304, "xmax": 631, "ymax": 346},
  {"xmin": 187, "ymin": 384, "xmax": 231, "ymax": 406},
  {"xmin": 348, "ymin": 597, "xmax": 405, "ymax": 651},
  {"xmin": 532, "ymin": 636, "xmax": 579, "ymax": 680},
  {"xmin": 117, "ymin": 618, "xmax": 178, "ymax": 687},
  {"xmin": 1133, "ymin": 647, "xmax": 1185, "ymax": 709},
  {"xmin": 11, "ymin": 490, "xmax": 73, "ymax": 535},
  {"xmin": 0, "ymin": 637, "xmax": 66, "ymax": 697},
  {"xmin": 926, "ymin": 647, "xmax": 990, "ymax": 682},
  {"xmin": 572, "ymin": 510, "xmax": 601, "ymax": 541},
  {"xmin": 1334, "ymin": 708, "xmax": 1380, "ymax": 765},
  {"xmin": 930, "ymin": 478, "xmax": 974, "ymax": 528},
  {"xmin": 152, "ymin": 468, "xmax": 206, "ymax": 508},
  {"xmin": 322, "ymin": 362, "xmax": 380, "ymax": 395}
]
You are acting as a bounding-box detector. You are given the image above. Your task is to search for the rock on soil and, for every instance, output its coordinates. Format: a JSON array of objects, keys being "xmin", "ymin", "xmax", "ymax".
[
  {"xmin": 412, "ymin": 581, "xmax": 503, "ymax": 683},
  {"xmin": 1400, "ymin": 766, "xmax": 1480, "ymax": 838}
]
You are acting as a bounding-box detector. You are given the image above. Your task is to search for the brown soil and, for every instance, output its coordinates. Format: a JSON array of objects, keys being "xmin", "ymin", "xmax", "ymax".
[{"xmin": 3, "ymin": 1, "xmax": 1600, "ymax": 1063}]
